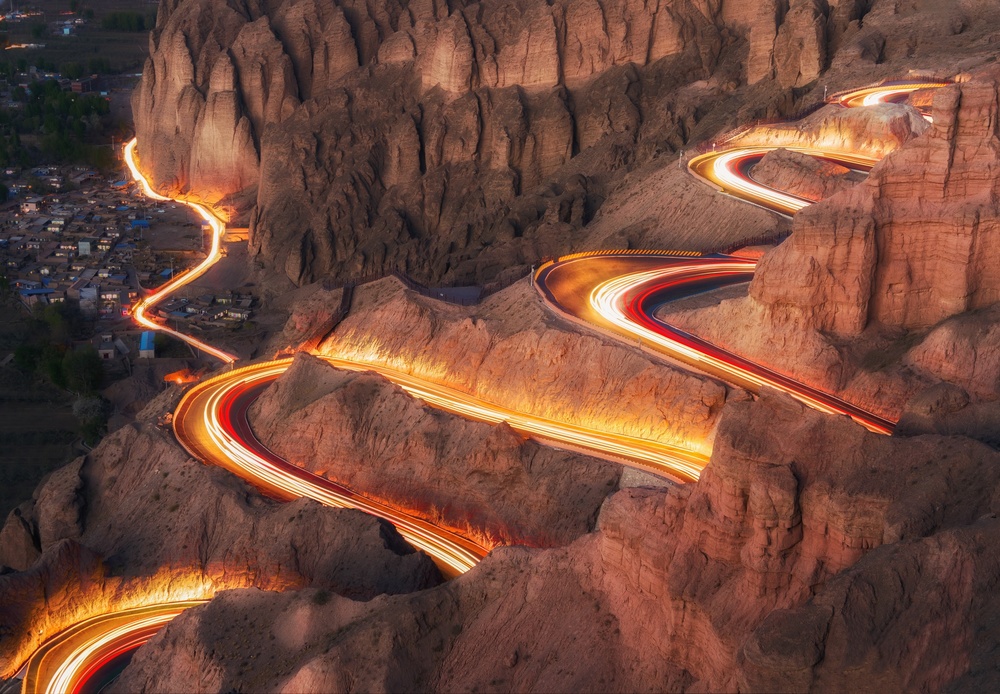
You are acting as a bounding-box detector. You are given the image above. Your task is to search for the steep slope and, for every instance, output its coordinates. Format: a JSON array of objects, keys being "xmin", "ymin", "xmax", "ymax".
[
  {"xmin": 0, "ymin": 390, "xmax": 440, "ymax": 676},
  {"xmin": 249, "ymin": 352, "xmax": 622, "ymax": 548},
  {"xmin": 669, "ymin": 67, "xmax": 1000, "ymax": 422}
]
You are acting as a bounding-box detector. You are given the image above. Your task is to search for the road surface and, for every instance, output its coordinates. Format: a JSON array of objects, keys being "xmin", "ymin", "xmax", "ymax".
[
  {"xmin": 19, "ymin": 601, "xmax": 206, "ymax": 694},
  {"xmin": 14, "ymin": 80, "xmax": 946, "ymax": 692},
  {"xmin": 535, "ymin": 252, "xmax": 894, "ymax": 434}
]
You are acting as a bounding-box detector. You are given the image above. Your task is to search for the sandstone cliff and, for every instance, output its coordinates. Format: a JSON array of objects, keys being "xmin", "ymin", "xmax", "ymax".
[
  {"xmin": 667, "ymin": 68, "xmax": 1000, "ymax": 420},
  {"xmin": 248, "ymin": 352, "xmax": 622, "ymax": 549},
  {"xmin": 314, "ymin": 277, "xmax": 733, "ymax": 456},
  {"xmin": 112, "ymin": 391, "xmax": 1000, "ymax": 692},
  {"xmin": 135, "ymin": 0, "xmax": 898, "ymax": 288}
]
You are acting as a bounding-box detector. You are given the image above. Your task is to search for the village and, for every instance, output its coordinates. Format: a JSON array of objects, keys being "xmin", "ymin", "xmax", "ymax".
[{"xmin": 1, "ymin": 162, "xmax": 256, "ymax": 364}]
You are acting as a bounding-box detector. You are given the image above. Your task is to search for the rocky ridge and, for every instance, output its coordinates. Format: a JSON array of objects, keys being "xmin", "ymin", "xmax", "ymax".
[
  {"xmin": 750, "ymin": 147, "xmax": 864, "ymax": 202},
  {"xmin": 248, "ymin": 352, "xmax": 622, "ymax": 549},
  {"xmin": 314, "ymin": 277, "xmax": 734, "ymax": 455},
  {"xmin": 112, "ymin": 391, "xmax": 1000, "ymax": 691}
]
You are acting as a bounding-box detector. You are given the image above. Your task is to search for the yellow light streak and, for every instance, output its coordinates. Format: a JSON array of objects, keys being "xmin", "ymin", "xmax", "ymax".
[
  {"xmin": 123, "ymin": 139, "xmax": 236, "ymax": 363},
  {"xmin": 21, "ymin": 601, "xmax": 207, "ymax": 694}
]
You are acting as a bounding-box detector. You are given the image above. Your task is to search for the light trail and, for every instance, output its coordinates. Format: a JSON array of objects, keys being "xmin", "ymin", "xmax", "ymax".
[
  {"xmin": 834, "ymin": 81, "xmax": 951, "ymax": 109},
  {"xmin": 534, "ymin": 253, "xmax": 895, "ymax": 436},
  {"xmin": 689, "ymin": 146, "xmax": 878, "ymax": 216},
  {"xmin": 688, "ymin": 80, "xmax": 949, "ymax": 215},
  {"xmin": 173, "ymin": 355, "xmax": 708, "ymax": 574},
  {"xmin": 539, "ymin": 82, "xmax": 951, "ymax": 437},
  {"xmin": 20, "ymin": 601, "xmax": 206, "ymax": 694},
  {"xmin": 18, "ymin": 80, "xmax": 946, "ymax": 692},
  {"xmin": 123, "ymin": 139, "xmax": 237, "ymax": 363}
]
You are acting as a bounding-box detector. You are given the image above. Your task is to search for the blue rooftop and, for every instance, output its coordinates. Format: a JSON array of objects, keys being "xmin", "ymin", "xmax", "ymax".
[{"xmin": 140, "ymin": 331, "xmax": 155, "ymax": 351}]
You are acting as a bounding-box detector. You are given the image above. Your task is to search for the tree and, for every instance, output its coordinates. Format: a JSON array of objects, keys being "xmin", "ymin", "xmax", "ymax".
[
  {"xmin": 40, "ymin": 345, "xmax": 67, "ymax": 388},
  {"xmin": 13, "ymin": 344, "xmax": 40, "ymax": 372},
  {"xmin": 30, "ymin": 23, "xmax": 46, "ymax": 40},
  {"xmin": 63, "ymin": 346, "xmax": 103, "ymax": 393}
]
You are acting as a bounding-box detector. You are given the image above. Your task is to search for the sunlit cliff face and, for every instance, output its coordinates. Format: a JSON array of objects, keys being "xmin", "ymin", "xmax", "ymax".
[
  {"xmin": 4, "ymin": 565, "xmax": 299, "ymax": 681},
  {"xmin": 315, "ymin": 334, "xmax": 714, "ymax": 461}
]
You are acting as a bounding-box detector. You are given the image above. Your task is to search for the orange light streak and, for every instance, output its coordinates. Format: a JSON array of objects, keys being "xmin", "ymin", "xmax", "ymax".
[
  {"xmin": 21, "ymin": 601, "xmax": 206, "ymax": 694},
  {"xmin": 123, "ymin": 139, "xmax": 236, "ymax": 364}
]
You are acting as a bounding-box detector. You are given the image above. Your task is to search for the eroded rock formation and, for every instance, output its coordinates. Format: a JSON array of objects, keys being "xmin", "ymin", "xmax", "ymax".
[
  {"xmin": 314, "ymin": 277, "xmax": 733, "ymax": 454},
  {"xmin": 751, "ymin": 147, "xmax": 863, "ymax": 202},
  {"xmin": 112, "ymin": 391, "xmax": 1000, "ymax": 691},
  {"xmin": 135, "ymin": 0, "xmax": 890, "ymax": 287},
  {"xmin": 0, "ymin": 392, "xmax": 440, "ymax": 676},
  {"xmin": 249, "ymin": 352, "xmax": 622, "ymax": 548},
  {"xmin": 753, "ymin": 73, "xmax": 1000, "ymax": 334},
  {"xmin": 668, "ymin": 68, "xmax": 1000, "ymax": 419}
]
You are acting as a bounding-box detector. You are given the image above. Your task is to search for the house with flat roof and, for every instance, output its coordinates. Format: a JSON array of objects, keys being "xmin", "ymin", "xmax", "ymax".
[{"xmin": 139, "ymin": 331, "xmax": 155, "ymax": 359}]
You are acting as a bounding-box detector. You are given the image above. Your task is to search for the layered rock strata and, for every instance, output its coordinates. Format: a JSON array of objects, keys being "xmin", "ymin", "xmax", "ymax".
[
  {"xmin": 669, "ymin": 68, "xmax": 1000, "ymax": 418},
  {"xmin": 135, "ymin": 0, "xmax": 888, "ymax": 287},
  {"xmin": 112, "ymin": 391, "xmax": 1000, "ymax": 692}
]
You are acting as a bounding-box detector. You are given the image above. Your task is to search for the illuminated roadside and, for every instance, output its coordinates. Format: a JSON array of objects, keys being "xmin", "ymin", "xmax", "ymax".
[
  {"xmin": 687, "ymin": 82, "xmax": 949, "ymax": 216},
  {"xmin": 835, "ymin": 81, "xmax": 951, "ymax": 109},
  {"xmin": 20, "ymin": 601, "xmax": 207, "ymax": 694},
  {"xmin": 123, "ymin": 139, "xmax": 236, "ymax": 363}
]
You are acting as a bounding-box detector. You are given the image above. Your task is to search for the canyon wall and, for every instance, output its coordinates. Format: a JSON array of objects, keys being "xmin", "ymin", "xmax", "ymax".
[
  {"xmin": 134, "ymin": 0, "xmax": 881, "ymax": 287},
  {"xmin": 667, "ymin": 67, "xmax": 1000, "ymax": 418},
  {"xmin": 751, "ymin": 71, "xmax": 1000, "ymax": 335}
]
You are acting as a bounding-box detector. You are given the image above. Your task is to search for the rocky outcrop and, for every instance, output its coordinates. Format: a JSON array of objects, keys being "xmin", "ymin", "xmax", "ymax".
[
  {"xmin": 751, "ymin": 147, "xmax": 862, "ymax": 202},
  {"xmin": 667, "ymin": 70, "xmax": 1000, "ymax": 419},
  {"xmin": 112, "ymin": 391, "xmax": 1000, "ymax": 692},
  {"xmin": 139, "ymin": 0, "xmax": 946, "ymax": 289},
  {"xmin": 733, "ymin": 101, "xmax": 930, "ymax": 160},
  {"xmin": 0, "ymin": 400, "xmax": 440, "ymax": 677},
  {"xmin": 752, "ymin": 72, "xmax": 1000, "ymax": 335},
  {"xmin": 249, "ymin": 353, "xmax": 622, "ymax": 548},
  {"xmin": 316, "ymin": 278, "xmax": 732, "ymax": 455}
]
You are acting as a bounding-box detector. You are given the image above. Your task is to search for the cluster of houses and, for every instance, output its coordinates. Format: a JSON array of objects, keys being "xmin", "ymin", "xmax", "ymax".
[
  {"xmin": 150, "ymin": 292, "xmax": 254, "ymax": 328},
  {"xmin": 2, "ymin": 164, "xmax": 257, "ymax": 359},
  {"xmin": 2, "ymin": 168, "xmax": 154, "ymax": 316}
]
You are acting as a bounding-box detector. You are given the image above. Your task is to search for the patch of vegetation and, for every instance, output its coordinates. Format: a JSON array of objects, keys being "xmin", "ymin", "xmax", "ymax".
[
  {"xmin": 13, "ymin": 302, "xmax": 104, "ymax": 393},
  {"xmin": 101, "ymin": 11, "xmax": 155, "ymax": 32},
  {"xmin": 0, "ymin": 78, "xmax": 115, "ymax": 170},
  {"xmin": 154, "ymin": 332, "xmax": 193, "ymax": 358}
]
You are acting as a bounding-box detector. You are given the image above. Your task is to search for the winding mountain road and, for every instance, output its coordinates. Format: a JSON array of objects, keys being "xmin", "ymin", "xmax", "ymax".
[{"xmin": 14, "ymin": 79, "xmax": 945, "ymax": 692}]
